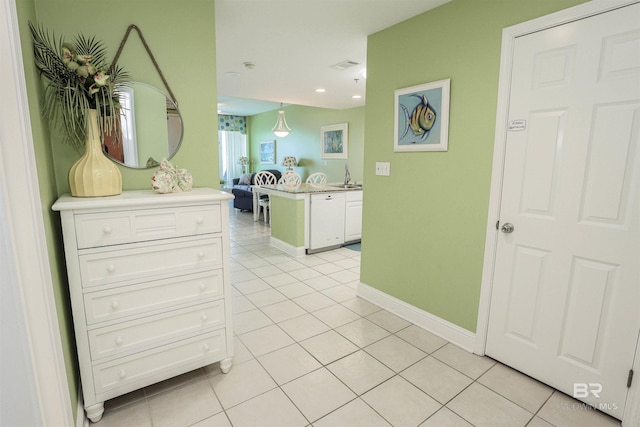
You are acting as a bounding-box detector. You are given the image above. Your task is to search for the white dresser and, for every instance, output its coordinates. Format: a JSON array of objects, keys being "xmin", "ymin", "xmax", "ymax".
[{"xmin": 53, "ymin": 188, "xmax": 234, "ymax": 423}]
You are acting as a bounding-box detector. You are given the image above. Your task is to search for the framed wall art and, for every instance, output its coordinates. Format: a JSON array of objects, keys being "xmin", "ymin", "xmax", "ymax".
[
  {"xmin": 260, "ymin": 140, "xmax": 276, "ymax": 164},
  {"xmin": 394, "ymin": 78, "xmax": 450, "ymax": 152},
  {"xmin": 321, "ymin": 122, "xmax": 348, "ymax": 159}
]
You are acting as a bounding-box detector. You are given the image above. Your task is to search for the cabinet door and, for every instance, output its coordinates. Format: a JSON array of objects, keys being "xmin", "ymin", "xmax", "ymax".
[
  {"xmin": 345, "ymin": 201, "xmax": 363, "ymax": 242},
  {"xmin": 309, "ymin": 193, "xmax": 346, "ymax": 250}
]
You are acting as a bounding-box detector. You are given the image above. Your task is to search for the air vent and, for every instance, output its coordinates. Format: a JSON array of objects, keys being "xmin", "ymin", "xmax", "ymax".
[{"xmin": 331, "ymin": 60, "xmax": 360, "ymax": 70}]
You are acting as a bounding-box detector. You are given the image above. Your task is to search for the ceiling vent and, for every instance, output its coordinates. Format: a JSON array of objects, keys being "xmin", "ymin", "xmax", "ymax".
[{"xmin": 331, "ymin": 60, "xmax": 360, "ymax": 70}]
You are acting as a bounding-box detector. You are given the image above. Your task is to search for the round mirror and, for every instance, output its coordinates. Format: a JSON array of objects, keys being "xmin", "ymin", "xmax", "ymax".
[{"xmin": 103, "ymin": 82, "xmax": 184, "ymax": 168}]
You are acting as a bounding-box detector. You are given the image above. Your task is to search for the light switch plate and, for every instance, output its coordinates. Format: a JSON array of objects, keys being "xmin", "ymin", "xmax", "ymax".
[{"xmin": 375, "ymin": 162, "xmax": 390, "ymax": 176}]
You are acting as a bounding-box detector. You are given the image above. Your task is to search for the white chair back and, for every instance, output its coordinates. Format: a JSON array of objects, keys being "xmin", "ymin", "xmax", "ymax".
[
  {"xmin": 305, "ymin": 172, "xmax": 327, "ymax": 187},
  {"xmin": 279, "ymin": 170, "xmax": 302, "ymax": 189},
  {"xmin": 254, "ymin": 170, "xmax": 277, "ymax": 186}
]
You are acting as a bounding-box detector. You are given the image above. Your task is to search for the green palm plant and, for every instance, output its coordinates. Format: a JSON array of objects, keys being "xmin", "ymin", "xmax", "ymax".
[{"xmin": 29, "ymin": 22, "xmax": 130, "ymax": 153}]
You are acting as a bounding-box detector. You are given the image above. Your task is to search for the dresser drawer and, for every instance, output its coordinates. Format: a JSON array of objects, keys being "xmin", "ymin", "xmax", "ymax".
[
  {"xmin": 92, "ymin": 331, "xmax": 226, "ymax": 396},
  {"xmin": 79, "ymin": 237, "xmax": 222, "ymax": 288},
  {"xmin": 84, "ymin": 270, "xmax": 224, "ymax": 325},
  {"xmin": 88, "ymin": 301, "xmax": 225, "ymax": 360},
  {"xmin": 75, "ymin": 205, "xmax": 222, "ymax": 249}
]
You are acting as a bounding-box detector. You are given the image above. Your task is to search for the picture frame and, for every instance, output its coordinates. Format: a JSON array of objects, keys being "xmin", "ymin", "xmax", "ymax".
[
  {"xmin": 260, "ymin": 140, "xmax": 276, "ymax": 164},
  {"xmin": 321, "ymin": 122, "xmax": 348, "ymax": 159},
  {"xmin": 394, "ymin": 78, "xmax": 450, "ymax": 152}
]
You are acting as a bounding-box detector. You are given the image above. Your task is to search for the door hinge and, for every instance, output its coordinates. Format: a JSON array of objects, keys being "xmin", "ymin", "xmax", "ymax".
[
  {"xmin": 628, "ymin": 369, "xmax": 634, "ymax": 388},
  {"xmin": 496, "ymin": 220, "xmax": 500, "ymax": 230}
]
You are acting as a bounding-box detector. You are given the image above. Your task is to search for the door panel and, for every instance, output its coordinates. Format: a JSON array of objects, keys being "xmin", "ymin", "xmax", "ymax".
[
  {"xmin": 581, "ymin": 102, "xmax": 639, "ymax": 225},
  {"xmin": 486, "ymin": 3, "xmax": 640, "ymax": 419},
  {"xmin": 520, "ymin": 110, "xmax": 566, "ymax": 216}
]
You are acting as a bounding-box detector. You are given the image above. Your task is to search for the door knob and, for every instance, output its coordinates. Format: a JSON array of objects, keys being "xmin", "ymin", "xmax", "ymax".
[{"xmin": 501, "ymin": 223, "xmax": 515, "ymax": 234}]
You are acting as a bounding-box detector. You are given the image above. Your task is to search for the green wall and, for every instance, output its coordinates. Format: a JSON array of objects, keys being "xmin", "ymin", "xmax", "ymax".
[
  {"xmin": 16, "ymin": 0, "xmax": 78, "ymax": 413},
  {"xmin": 271, "ymin": 197, "xmax": 305, "ymax": 247},
  {"xmin": 36, "ymin": 0, "xmax": 219, "ymax": 193},
  {"xmin": 248, "ymin": 105, "xmax": 365, "ymax": 183},
  {"xmin": 16, "ymin": 0, "xmax": 217, "ymax": 417},
  {"xmin": 361, "ymin": 0, "xmax": 587, "ymax": 332}
]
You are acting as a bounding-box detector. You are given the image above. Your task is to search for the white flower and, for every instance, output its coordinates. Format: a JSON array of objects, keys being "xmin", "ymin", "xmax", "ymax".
[{"xmin": 93, "ymin": 71, "xmax": 109, "ymax": 86}]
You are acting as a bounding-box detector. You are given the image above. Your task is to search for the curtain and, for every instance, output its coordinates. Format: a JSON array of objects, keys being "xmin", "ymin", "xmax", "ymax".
[
  {"xmin": 218, "ymin": 130, "xmax": 247, "ymax": 184},
  {"xmin": 218, "ymin": 115, "xmax": 246, "ymax": 134}
]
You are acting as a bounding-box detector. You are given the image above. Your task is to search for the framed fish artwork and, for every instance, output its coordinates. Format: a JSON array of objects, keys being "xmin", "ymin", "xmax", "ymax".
[
  {"xmin": 321, "ymin": 122, "xmax": 349, "ymax": 159},
  {"xmin": 260, "ymin": 140, "xmax": 276, "ymax": 164},
  {"xmin": 394, "ymin": 79, "xmax": 450, "ymax": 152}
]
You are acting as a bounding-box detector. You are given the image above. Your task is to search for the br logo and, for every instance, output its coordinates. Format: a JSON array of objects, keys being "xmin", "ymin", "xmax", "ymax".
[{"xmin": 573, "ymin": 383, "xmax": 602, "ymax": 398}]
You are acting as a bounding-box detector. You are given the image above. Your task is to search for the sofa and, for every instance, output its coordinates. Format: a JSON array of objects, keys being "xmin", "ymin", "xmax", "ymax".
[{"xmin": 231, "ymin": 169, "xmax": 282, "ymax": 211}]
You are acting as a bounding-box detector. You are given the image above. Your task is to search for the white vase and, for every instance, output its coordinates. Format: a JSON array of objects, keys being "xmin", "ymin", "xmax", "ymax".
[{"xmin": 69, "ymin": 109, "xmax": 122, "ymax": 197}]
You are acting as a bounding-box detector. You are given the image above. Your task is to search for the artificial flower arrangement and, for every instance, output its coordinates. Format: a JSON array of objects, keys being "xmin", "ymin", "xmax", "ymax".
[
  {"xmin": 29, "ymin": 22, "xmax": 130, "ymax": 152},
  {"xmin": 238, "ymin": 156, "xmax": 249, "ymax": 173}
]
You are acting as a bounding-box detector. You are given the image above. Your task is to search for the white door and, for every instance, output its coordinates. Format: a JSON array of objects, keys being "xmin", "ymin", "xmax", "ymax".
[{"xmin": 486, "ymin": 3, "xmax": 640, "ymax": 420}]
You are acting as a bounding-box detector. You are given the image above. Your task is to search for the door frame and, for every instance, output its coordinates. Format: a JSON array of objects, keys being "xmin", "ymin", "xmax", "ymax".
[
  {"xmin": 1, "ymin": 0, "xmax": 74, "ymax": 425},
  {"xmin": 475, "ymin": 0, "xmax": 640, "ymax": 424}
]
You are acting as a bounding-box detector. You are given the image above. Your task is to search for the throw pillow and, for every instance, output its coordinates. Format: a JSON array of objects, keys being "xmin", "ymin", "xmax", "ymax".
[{"xmin": 239, "ymin": 173, "xmax": 252, "ymax": 185}]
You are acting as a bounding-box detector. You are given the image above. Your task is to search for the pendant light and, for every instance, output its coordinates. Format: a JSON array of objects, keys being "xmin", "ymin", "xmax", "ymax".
[{"xmin": 272, "ymin": 103, "xmax": 291, "ymax": 137}]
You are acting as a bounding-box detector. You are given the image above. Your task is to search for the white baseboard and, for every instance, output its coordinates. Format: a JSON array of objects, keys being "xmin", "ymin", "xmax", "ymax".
[
  {"xmin": 357, "ymin": 282, "xmax": 477, "ymax": 353},
  {"xmin": 270, "ymin": 236, "xmax": 306, "ymax": 257},
  {"xmin": 76, "ymin": 383, "xmax": 89, "ymax": 427}
]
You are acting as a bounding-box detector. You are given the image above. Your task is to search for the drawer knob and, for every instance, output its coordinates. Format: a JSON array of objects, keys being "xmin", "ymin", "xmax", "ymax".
[
  {"xmin": 102, "ymin": 226, "xmax": 112, "ymax": 235},
  {"xmin": 197, "ymin": 251, "xmax": 205, "ymax": 259},
  {"xmin": 203, "ymin": 344, "xmax": 210, "ymax": 352},
  {"xmin": 119, "ymin": 369, "xmax": 127, "ymax": 379},
  {"xmin": 106, "ymin": 264, "xmax": 116, "ymax": 273},
  {"xmin": 199, "ymin": 283, "xmax": 207, "ymax": 292},
  {"xmin": 114, "ymin": 336, "xmax": 123, "ymax": 346},
  {"xmin": 195, "ymin": 216, "xmax": 204, "ymax": 225},
  {"xmin": 201, "ymin": 314, "xmax": 208, "ymax": 322},
  {"xmin": 111, "ymin": 300, "xmax": 120, "ymax": 310}
]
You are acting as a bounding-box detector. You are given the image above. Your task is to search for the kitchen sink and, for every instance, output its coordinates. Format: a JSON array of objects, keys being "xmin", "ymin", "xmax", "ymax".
[{"xmin": 331, "ymin": 184, "xmax": 362, "ymax": 189}]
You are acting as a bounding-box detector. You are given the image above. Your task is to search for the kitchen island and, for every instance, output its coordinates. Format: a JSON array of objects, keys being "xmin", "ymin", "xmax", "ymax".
[{"xmin": 256, "ymin": 183, "xmax": 363, "ymax": 256}]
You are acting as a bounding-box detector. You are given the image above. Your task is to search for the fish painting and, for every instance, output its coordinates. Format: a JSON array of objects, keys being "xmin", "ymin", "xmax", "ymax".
[
  {"xmin": 394, "ymin": 79, "xmax": 449, "ymax": 152},
  {"xmin": 400, "ymin": 94, "xmax": 437, "ymax": 143}
]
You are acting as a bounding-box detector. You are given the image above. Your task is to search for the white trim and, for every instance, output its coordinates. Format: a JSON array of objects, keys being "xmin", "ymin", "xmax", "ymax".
[
  {"xmin": 358, "ymin": 282, "xmax": 476, "ymax": 353},
  {"xmin": 270, "ymin": 236, "xmax": 306, "ymax": 257},
  {"xmin": 0, "ymin": 0, "xmax": 74, "ymax": 424},
  {"xmin": 77, "ymin": 384, "xmax": 89, "ymax": 427},
  {"xmin": 623, "ymin": 330, "xmax": 640, "ymax": 426},
  {"xmin": 477, "ymin": 1, "xmax": 640, "ymax": 424}
]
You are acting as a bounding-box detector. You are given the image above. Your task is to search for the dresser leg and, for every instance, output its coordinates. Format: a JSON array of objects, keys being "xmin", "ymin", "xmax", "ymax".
[
  {"xmin": 220, "ymin": 357, "xmax": 233, "ymax": 373},
  {"xmin": 85, "ymin": 402, "xmax": 104, "ymax": 423}
]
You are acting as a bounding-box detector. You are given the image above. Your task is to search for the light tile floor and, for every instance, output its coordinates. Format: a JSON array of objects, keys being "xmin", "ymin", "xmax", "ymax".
[{"xmin": 94, "ymin": 207, "xmax": 622, "ymax": 427}]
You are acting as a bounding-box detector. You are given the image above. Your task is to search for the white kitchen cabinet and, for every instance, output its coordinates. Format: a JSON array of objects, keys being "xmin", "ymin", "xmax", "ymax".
[
  {"xmin": 53, "ymin": 188, "xmax": 234, "ymax": 423},
  {"xmin": 309, "ymin": 192, "xmax": 346, "ymax": 251},
  {"xmin": 344, "ymin": 190, "xmax": 363, "ymax": 242}
]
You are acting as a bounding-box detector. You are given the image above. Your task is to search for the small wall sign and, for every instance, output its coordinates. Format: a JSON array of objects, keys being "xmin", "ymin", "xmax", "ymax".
[{"xmin": 508, "ymin": 120, "xmax": 527, "ymax": 131}]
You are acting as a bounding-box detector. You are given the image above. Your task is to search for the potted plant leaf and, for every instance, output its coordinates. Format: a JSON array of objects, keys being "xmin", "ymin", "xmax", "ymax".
[{"xmin": 29, "ymin": 22, "xmax": 130, "ymax": 196}]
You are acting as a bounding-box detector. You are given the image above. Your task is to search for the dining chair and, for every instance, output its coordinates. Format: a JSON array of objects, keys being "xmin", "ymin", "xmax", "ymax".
[
  {"xmin": 279, "ymin": 170, "xmax": 302, "ymax": 190},
  {"xmin": 305, "ymin": 172, "xmax": 327, "ymax": 187},
  {"xmin": 253, "ymin": 170, "xmax": 277, "ymax": 223}
]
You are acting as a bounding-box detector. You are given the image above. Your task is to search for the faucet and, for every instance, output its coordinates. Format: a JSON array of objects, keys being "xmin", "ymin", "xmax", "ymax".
[{"xmin": 344, "ymin": 164, "xmax": 351, "ymax": 185}]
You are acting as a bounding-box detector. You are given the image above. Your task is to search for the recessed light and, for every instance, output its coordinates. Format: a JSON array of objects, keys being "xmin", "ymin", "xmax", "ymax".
[
  {"xmin": 352, "ymin": 95, "xmax": 362, "ymax": 99},
  {"xmin": 315, "ymin": 88, "xmax": 326, "ymax": 93}
]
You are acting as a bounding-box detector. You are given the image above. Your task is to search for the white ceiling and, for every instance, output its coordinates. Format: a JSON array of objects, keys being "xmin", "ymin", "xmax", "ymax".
[{"xmin": 215, "ymin": 0, "xmax": 451, "ymax": 116}]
